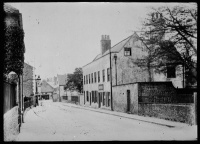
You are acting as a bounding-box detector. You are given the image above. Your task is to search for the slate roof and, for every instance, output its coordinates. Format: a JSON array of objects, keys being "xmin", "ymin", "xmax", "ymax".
[
  {"xmin": 57, "ymin": 74, "xmax": 67, "ymax": 86},
  {"xmin": 41, "ymin": 80, "xmax": 54, "ymax": 93}
]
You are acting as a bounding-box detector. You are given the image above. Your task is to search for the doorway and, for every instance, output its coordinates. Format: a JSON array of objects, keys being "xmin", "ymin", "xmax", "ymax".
[
  {"xmin": 90, "ymin": 92, "xmax": 91, "ymax": 105},
  {"xmin": 127, "ymin": 90, "xmax": 130, "ymax": 112},
  {"xmin": 98, "ymin": 92, "xmax": 101, "ymax": 108}
]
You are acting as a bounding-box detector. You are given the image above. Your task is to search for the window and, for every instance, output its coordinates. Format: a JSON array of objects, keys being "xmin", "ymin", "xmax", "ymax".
[
  {"xmin": 94, "ymin": 72, "xmax": 96, "ymax": 83},
  {"xmin": 89, "ymin": 74, "xmax": 90, "ymax": 84},
  {"xmin": 103, "ymin": 92, "xmax": 105, "ymax": 106},
  {"xmin": 92, "ymin": 91, "xmax": 94, "ymax": 102},
  {"xmin": 124, "ymin": 47, "xmax": 131, "ymax": 56},
  {"xmin": 102, "ymin": 69, "xmax": 105, "ymax": 82},
  {"xmin": 91, "ymin": 73, "xmax": 93, "ymax": 83},
  {"xmin": 167, "ymin": 64, "xmax": 176, "ymax": 78},
  {"xmin": 84, "ymin": 91, "xmax": 85, "ymax": 104},
  {"xmin": 107, "ymin": 68, "xmax": 110, "ymax": 81},
  {"xmin": 108, "ymin": 92, "xmax": 110, "ymax": 107},
  {"xmin": 87, "ymin": 91, "xmax": 89, "ymax": 101},
  {"xmin": 86, "ymin": 75, "xmax": 88, "ymax": 84},
  {"xmin": 98, "ymin": 71, "xmax": 100, "ymax": 82},
  {"xmin": 84, "ymin": 76, "xmax": 85, "ymax": 85}
]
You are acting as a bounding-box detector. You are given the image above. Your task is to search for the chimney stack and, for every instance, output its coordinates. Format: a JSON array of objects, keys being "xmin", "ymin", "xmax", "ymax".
[{"xmin": 101, "ymin": 35, "xmax": 111, "ymax": 55}]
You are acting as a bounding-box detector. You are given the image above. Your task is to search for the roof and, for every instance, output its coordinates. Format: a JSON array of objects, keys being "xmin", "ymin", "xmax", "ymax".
[
  {"xmin": 4, "ymin": 4, "xmax": 19, "ymax": 13},
  {"xmin": 41, "ymin": 80, "xmax": 54, "ymax": 93},
  {"xmin": 47, "ymin": 81, "xmax": 59, "ymax": 88},
  {"xmin": 57, "ymin": 74, "xmax": 67, "ymax": 86},
  {"xmin": 92, "ymin": 35, "xmax": 132, "ymax": 62}
]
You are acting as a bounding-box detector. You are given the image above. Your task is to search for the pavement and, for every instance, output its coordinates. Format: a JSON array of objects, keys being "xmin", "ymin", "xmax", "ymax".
[{"xmin": 61, "ymin": 100, "xmax": 195, "ymax": 128}]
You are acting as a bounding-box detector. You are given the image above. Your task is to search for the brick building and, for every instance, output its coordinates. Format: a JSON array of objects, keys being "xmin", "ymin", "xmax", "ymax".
[{"xmin": 82, "ymin": 33, "xmax": 184, "ymax": 111}]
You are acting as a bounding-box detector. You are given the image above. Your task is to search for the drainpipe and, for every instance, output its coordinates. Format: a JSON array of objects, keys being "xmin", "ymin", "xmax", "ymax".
[
  {"xmin": 109, "ymin": 47, "xmax": 113, "ymax": 111},
  {"xmin": 22, "ymin": 73, "xmax": 24, "ymax": 123}
]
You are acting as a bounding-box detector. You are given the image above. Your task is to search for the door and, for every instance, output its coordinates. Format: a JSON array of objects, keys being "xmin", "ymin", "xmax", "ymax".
[
  {"xmin": 90, "ymin": 92, "xmax": 91, "ymax": 105},
  {"xmin": 127, "ymin": 90, "xmax": 130, "ymax": 112},
  {"xmin": 99, "ymin": 92, "xmax": 101, "ymax": 108}
]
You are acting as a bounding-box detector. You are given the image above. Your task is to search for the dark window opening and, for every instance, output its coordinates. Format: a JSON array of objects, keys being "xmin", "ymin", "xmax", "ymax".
[
  {"xmin": 167, "ymin": 65, "xmax": 176, "ymax": 78},
  {"xmin": 124, "ymin": 47, "xmax": 131, "ymax": 56}
]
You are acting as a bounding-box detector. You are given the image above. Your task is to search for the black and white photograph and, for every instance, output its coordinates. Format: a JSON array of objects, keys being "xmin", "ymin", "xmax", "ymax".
[{"xmin": 3, "ymin": 2, "xmax": 197, "ymax": 141}]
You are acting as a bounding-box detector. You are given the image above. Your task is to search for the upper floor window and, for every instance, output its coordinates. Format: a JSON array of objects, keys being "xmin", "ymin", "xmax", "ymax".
[
  {"xmin": 98, "ymin": 71, "xmax": 100, "ymax": 82},
  {"xmin": 89, "ymin": 74, "xmax": 90, "ymax": 84},
  {"xmin": 107, "ymin": 68, "xmax": 110, "ymax": 82},
  {"xmin": 91, "ymin": 73, "xmax": 93, "ymax": 83},
  {"xmin": 94, "ymin": 72, "xmax": 96, "ymax": 83},
  {"xmin": 124, "ymin": 47, "xmax": 131, "ymax": 56},
  {"xmin": 84, "ymin": 76, "xmax": 85, "ymax": 85},
  {"xmin": 86, "ymin": 75, "xmax": 88, "ymax": 84},
  {"xmin": 167, "ymin": 64, "xmax": 176, "ymax": 78},
  {"xmin": 102, "ymin": 69, "xmax": 105, "ymax": 82}
]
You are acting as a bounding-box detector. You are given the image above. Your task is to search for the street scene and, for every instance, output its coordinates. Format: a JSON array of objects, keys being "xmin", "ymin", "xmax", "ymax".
[
  {"xmin": 16, "ymin": 100, "xmax": 197, "ymax": 141},
  {"xmin": 3, "ymin": 2, "xmax": 197, "ymax": 141}
]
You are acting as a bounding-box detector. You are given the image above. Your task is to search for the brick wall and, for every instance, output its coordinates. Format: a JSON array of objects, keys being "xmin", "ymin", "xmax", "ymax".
[
  {"xmin": 138, "ymin": 103, "xmax": 195, "ymax": 125},
  {"xmin": 23, "ymin": 63, "xmax": 34, "ymax": 97},
  {"xmin": 4, "ymin": 106, "xmax": 19, "ymax": 141}
]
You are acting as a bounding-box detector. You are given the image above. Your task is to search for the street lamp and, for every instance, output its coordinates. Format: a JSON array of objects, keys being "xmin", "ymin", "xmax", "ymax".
[
  {"xmin": 35, "ymin": 75, "xmax": 41, "ymax": 95},
  {"xmin": 114, "ymin": 54, "xmax": 117, "ymax": 86}
]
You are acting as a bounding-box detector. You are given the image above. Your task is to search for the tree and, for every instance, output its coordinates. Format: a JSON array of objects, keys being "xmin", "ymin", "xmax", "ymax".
[
  {"xmin": 64, "ymin": 68, "xmax": 83, "ymax": 93},
  {"xmin": 137, "ymin": 4, "xmax": 197, "ymax": 85}
]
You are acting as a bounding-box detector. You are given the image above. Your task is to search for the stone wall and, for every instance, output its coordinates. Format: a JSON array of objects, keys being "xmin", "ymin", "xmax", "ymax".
[
  {"xmin": 4, "ymin": 106, "xmax": 19, "ymax": 141},
  {"xmin": 113, "ymin": 83, "xmax": 138, "ymax": 114},
  {"xmin": 138, "ymin": 103, "xmax": 195, "ymax": 125}
]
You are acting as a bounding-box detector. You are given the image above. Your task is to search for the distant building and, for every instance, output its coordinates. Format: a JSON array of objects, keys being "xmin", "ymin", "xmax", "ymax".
[
  {"xmin": 40, "ymin": 80, "xmax": 54, "ymax": 100},
  {"xmin": 57, "ymin": 74, "xmax": 67, "ymax": 101}
]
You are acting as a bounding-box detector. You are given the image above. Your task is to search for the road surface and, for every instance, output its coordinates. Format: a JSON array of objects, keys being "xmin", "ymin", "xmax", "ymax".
[{"xmin": 16, "ymin": 100, "xmax": 197, "ymax": 141}]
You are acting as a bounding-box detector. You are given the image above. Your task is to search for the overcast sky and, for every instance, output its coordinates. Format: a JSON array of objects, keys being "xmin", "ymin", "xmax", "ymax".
[{"xmin": 7, "ymin": 2, "xmax": 192, "ymax": 79}]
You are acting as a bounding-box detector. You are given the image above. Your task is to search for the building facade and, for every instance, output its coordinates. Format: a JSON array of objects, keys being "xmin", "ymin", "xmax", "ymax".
[
  {"xmin": 23, "ymin": 62, "xmax": 34, "ymax": 97},
  {"xmin": 82, "ymin": 33, "xmax": 184, "ymax": 111}
]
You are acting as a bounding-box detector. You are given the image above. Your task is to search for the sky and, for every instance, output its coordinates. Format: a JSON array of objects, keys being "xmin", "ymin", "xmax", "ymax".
[{"xmin": 6, "ymin": 2, "xmax": 193, "ymax": 80}]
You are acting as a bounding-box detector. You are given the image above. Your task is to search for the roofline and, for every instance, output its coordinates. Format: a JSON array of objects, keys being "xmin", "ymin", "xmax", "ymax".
[
  {"xmin": 82, "ymin": 33, "xmax": 134, "ymax": 69},
  {"xmin": 82, "ymin": 51, "xmax": 118, "ymax": 68}
]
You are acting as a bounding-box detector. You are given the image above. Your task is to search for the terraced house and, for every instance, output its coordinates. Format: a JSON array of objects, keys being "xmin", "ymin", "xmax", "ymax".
[{"xmin": 82, "ymin": 33, "xmax": 184, "ymax": 112}]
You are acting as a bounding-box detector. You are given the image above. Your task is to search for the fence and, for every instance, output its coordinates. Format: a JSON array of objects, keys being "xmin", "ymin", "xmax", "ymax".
[{"xmin": 4, "ymin": 81, "xmax": 17, "ymax": 114}]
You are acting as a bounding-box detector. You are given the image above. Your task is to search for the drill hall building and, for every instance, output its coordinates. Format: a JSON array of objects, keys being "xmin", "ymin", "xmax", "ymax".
[{"xmin": 82, "ymin": 33, "xmax": 184, "ymax": 112}]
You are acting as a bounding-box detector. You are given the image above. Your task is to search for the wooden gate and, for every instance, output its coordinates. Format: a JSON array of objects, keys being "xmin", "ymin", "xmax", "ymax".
[{"xmin": 4, "ymin": 81, "xmax": 17, "ymax": 114}]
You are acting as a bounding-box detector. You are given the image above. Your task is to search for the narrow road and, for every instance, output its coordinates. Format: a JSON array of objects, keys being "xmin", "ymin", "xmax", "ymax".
[{"xmin": 16, "ymin": 100, "xmax": 197, "ymax": 141}]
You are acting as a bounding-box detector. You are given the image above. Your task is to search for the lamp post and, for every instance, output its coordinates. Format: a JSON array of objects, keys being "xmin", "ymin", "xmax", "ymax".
[
  {"xmin": 35, "ymin": 75, "xmax": 41, "ymax": 95},
  {"xmin": 114, "ymin": 54, "xmax": 117, "ymax": 86}
]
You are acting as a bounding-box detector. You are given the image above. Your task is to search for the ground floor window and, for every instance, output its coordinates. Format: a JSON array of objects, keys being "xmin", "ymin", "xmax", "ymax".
[
  {"xmin": 108, "ymin": 92, "xmax": 110, "ymax": 107},
  {"xmin": 103, "ymin": 92, "xmax": 105, "ymax": 106},
  {"xmin": 87, "ymin": 91, "xmax": 89, "ymax": 101}
]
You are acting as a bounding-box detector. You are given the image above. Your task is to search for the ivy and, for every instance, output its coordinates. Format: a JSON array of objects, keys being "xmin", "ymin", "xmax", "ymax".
[{"xmin": 4, "ymin": 25, "xmax": 25, "ymax": 77}]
